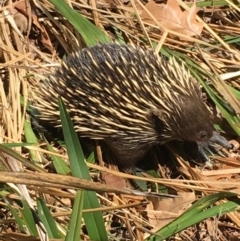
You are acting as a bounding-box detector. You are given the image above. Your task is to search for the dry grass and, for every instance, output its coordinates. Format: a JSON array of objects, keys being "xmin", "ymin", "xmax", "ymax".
[{"xmin": 1, "ymin": 0, "xmax": 240, "ymax": 240}]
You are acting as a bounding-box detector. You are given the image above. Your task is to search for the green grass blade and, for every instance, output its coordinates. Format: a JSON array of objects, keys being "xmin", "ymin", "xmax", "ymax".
[
  {"xmin": 228, "ymin": 85, "xmax": 240, "ymax": 100},
  {"xmin": 46, "ymin": 141, "xmax": 71, "ymax": 174},
  {"xmin": 3, "ymin": 197, "xmax": 25, "ymax": 233},
  {"xmin": 24, "ymin": 120, "xmax": 40, "ymax": 164},
  {"xmin": 146, "ymin": 192, "xmax": 240, "ymax": 241},
  {"xmin": 195, "ymin": 0, "xmax": 228, "ymax": 7},
  {"xmin": 58, "ymin": 98, "xmax": 108, "ymax": 241},
  {"xmin": 86, "ymin": 151, "xmax": 96, "ymax": 164},
  {"xmin": 21, "ymin": 199, "xmax": 38, "ymax": 236},
  {"xmin": 37, "ymin": 199, "xmax": 63, "ymax": 238},
  {"xmin": 48, "ymin": 0, "xmax": 110, "ymax": 46},
  {"xmin": 65, "ymin": 191, "xmax": 84, "ymax": 241},
  {"xmin": 2, "ymin": 143, "xmax": 36, "ymax": 148},
  {"xmin": 0, "ymin": 144, "xmax": 44, "ymax": 173}
]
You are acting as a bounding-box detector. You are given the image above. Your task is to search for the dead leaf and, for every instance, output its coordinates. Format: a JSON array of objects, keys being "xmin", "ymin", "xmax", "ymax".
[
  {"xmin": 13, "ymin": 10, "xmax": 28, "ymax": 34},
  {"xmin": 146, "ymin": 192, "xmax": 195, "ymax": 229},
  {"xmin": 141, "ymin": 0, "xmax": 203, "ymax": 37},
  {"xmin": 179, "ymin": 2, "xmax": 204, "ymax": 36},
  {"xmin": 14, "ymin": 0, "xmax": 54, "ymax": 52},
  {"xmin": 101, "ymin": 172, "xmax": 127, "ymax": 189}
]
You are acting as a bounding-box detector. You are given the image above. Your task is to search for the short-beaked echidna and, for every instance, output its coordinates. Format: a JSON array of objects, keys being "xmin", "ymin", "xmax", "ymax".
[{"xmin": 32, "ymin": 44, "xmax": 231, "ymax": 167}]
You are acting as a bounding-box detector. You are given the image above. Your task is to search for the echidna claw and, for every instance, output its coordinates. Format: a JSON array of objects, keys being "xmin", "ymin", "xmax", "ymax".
[
  {"xmin": 198, "ymin": 131, "xmax": 232, "ymax": 167},
  {"xmin": 198, "ymin": 145, "xmax": 213, "ymax": 167}
]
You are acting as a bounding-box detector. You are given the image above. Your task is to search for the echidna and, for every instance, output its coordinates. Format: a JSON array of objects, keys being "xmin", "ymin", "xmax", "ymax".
[{"xmin": 32, "ymin": 44, "xmax": 231, "ymax": 167}]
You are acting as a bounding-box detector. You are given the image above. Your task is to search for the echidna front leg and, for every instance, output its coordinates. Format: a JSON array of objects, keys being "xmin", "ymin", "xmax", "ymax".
[{"xmin": 104, "ymin": 138, "xmax": 153, "ymax": 168}]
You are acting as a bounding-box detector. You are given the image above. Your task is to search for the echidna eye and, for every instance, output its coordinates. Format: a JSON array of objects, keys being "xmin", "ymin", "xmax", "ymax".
[{"xmin": 198, "ymin": 131, "xmax": 208, "ymax": 141}]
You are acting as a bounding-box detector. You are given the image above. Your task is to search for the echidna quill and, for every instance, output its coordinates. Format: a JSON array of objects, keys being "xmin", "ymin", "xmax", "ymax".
[{"xmin": 32, "ymin": 44, "xmax": 232, "ymax": 168}]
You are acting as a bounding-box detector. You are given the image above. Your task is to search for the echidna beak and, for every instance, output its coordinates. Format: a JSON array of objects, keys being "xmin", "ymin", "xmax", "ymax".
[{"xmin": 209, "ymin": 131, "xmax": 232, "ymax": 149}]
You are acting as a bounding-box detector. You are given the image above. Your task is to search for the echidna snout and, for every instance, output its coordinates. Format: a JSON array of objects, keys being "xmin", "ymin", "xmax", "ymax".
[{"xmin": 32, "ymin": 44, "xmax": 231, "ymax": 167}]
